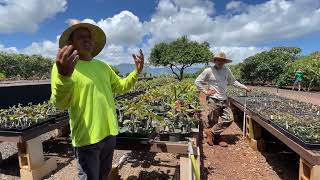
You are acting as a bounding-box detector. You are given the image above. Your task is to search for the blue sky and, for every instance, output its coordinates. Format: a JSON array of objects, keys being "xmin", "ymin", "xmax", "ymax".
[{"xmin": 0, "ymin": 0, "xmax": 320, "ymax": 64}]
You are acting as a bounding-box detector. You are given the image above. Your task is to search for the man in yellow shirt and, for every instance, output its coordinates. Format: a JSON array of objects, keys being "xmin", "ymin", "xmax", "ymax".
[{"xmin": 50, "ymin": 20, "xmax": 144, "ymax": 180}]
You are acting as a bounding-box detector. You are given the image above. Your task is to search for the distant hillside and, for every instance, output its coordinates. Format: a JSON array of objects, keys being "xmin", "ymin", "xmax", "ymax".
[{"xmin": 115, "ymin": 63, "xmax": 204, "ymax": 76}]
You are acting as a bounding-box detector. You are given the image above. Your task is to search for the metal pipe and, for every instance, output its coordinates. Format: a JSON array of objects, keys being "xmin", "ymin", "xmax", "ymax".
[{"xmin": 190, "ymin": 155, "xmax": 200, "ymax": 180}]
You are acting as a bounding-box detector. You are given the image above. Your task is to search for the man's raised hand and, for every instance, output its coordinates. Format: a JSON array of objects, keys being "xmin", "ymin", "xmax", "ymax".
[
  {"xmin": 132, "ymin": 49, "xmax": 144, "ymax": 74},
  {"xmin": 56, "ymin": 45, "xmax": 79, "ymax": 77}
]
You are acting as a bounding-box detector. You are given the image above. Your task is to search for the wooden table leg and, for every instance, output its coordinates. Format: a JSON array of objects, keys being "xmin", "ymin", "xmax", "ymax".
[{"xmin": 300, "ymin": 158, "xmax": 320, "ymax": 180}]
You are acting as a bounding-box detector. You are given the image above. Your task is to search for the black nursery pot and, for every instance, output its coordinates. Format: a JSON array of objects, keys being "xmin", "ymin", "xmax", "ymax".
[
  {"xmin": 169, "ymin": 132, "xmax": 181, "ymax": 142},
  {"xmin": 180, "ymin": 132, "xmax": 189, "ymax": 141},
  {"xmin": 159, "ymin": 132, "xmax": 169, "ymax": 141}
]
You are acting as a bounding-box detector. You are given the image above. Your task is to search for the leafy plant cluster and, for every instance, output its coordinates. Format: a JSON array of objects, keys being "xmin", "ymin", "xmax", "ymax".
[
  {"xmin": 130, "ymin": 77, "xmax": 174, "ymax": 92},
  {"xmin": 0, "ymin": 101, "xmax": 66, "ymax": 130},
  {"xmin": 116, "ymin": 78, "xmax": 201, "ymax": 137},
  {"xmin": 228, "ymin": 87, "xmax": 320, "ymax": 144}
]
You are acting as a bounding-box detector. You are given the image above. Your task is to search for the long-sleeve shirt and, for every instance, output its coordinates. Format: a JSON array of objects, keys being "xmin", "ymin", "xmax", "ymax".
[
  {"xmin": 51, "ymin": 59, "xmax": 138, "ymax": 147},
  {"xmin": 195, "ymin": 66, "xmax": 247, "ymax": 100}
]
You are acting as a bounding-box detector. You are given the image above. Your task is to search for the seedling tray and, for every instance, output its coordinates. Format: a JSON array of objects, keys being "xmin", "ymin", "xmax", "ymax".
[
  {"xmin": 268, "ymin": 120, "xmax": 320, "ymax": 150},
  {"xmin": 230, "ymin": 97, "xmax": 320, "ymax": 150},
  {"xmin": 245, "ymin": 103, "xmax": 320, "ymax": 150},
  {"xmin": 0, "ymin": 114, "xmax": 69, "ymax": 136}
]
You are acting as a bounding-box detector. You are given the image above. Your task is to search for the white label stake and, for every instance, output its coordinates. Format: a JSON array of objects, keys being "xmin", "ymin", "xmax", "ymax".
[{"xmin": 243, "ymin": 98, "xmax": 247, "ymax": 137}]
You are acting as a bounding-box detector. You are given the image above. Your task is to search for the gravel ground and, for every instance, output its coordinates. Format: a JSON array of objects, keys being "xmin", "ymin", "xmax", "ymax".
[
  {"xmin": 118, "ymin": 152, "xmax": 179, "ymax": 180},
  {"xmin": 0, "ymin": 131, "xmax": 59, "ymax": 180}
]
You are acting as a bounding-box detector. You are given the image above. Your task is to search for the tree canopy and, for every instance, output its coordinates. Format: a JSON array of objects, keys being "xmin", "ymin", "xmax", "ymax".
[
  {"xmin": 0, "ymin": 52, "xmax": 53, "ymax": 80},
  {"xmin": 240, "ymin": 47, "xmax": 301, "ymax": 84},
  {"xmin": 277, "ymin": 52, "xmax": 320, "ymax": 91},
  {"xmin": 149, "ymin": 36, "xmax": 213, "ymax": 80},
  {"xmin": 228, "ymin": 63, "xmax": 242, "ymax": 81}
]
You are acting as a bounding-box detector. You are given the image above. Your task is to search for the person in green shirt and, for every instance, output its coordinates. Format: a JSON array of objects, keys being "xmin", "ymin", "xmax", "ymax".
[
  {"xmin": 50, "ymin": 20, "xmax": 144, "ymax": 180},
  {"xmin": 292, "ymin": 68, "xmax": 304, "ymax": 91}
]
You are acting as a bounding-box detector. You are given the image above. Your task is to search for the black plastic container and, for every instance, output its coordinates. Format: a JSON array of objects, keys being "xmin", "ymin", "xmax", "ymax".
[
  {"xmin": 0, "ymin": 81, "xmax": 51, "ymax": 109},
  {"xmin": 168, "ymin": 133, "xmax": 181, "ymax": 142},
  {"xmin": 159, "ymin": 132, "xmax": 169, "ymax": 141}
]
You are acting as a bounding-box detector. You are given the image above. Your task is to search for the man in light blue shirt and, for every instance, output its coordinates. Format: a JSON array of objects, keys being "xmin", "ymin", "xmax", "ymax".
[{"xmin": 195, "ymin": 52, "xmax": 250, "ymax": 146}]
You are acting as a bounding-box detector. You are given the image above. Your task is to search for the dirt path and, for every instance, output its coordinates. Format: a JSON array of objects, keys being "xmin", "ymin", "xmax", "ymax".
[
  {"xmin": 201, "ymin": 122, "xmax": 298, "ymax": 180},
  {"xmin": 249, "ymin": 86, "xmax": 320, "ymax": 105}
]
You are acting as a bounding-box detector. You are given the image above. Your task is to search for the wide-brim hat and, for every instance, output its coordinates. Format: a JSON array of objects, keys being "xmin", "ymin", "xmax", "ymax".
[
  {"xmin": 59, "ymin": 19, "xmax": 106, "ymax": 57},
  {"xmin": 213, "ymin": 52, "xmax": 232, "ymax": 63}
]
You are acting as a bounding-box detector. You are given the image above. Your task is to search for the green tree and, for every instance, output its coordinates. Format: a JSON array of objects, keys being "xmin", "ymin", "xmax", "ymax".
[
  {"xmin": 149, "ymin": 36, "xmax": 213, "ymax": 81},
  {"xmin": 240, "ymin": 46, "xmax": 301, "ymax": 84},
  {"xmin": 239, "ymin": 55, "xmax": 261, "ymax": 84},
  {"xmin": 228, "ymin": 63, "xmax": 243, "ymax": 80}
]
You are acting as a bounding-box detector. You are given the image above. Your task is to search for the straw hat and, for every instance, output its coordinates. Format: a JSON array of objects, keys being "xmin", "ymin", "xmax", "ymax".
[
  {"xmin": 59, "ymin": 19, "xmax": 106, "ymax": 57},
  {"xmin": 213, "ymin": 52, "xmax": 232, "ymax": 63}
]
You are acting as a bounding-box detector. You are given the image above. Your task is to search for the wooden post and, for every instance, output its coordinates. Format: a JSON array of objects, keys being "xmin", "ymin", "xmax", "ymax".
[
  {"xmin": 299, "ymin": 158, "xmax": 320, "ymax": 180},
  {"xmin": 180, "ymin": 155, "xmax": 191, "ymax": 180},
  {"xmin": 17, "ymin": 136, "xmax": 57, "ymax": 180}
]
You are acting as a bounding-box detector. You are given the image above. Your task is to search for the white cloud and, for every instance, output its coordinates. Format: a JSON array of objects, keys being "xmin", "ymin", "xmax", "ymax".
[
  {"xmin": 146, "ymin": 0, "xmax": 214, "ymax": 45},
  {"xmin": 147, "ymin": 0, "xmax": 320, "ymax": 46},
  {"xmin": 226, "ymin": 1, "xmax": 242, "ymax": 10},
  {"xmin": 83, "ymin": 11, "xmax": 145, "ymax": 46},
  {"xmin": 2, "ymin": 0, "xmax": 320, "ymax": 65},
  {"xmin": 0, "ymin": 43, "xmax": 19, "ymax": 53},
  {"xmin": 21, "ymin": 39, "xmax": 58, "ymax": 58},
  {"xmin": 97, "ymin": 45, "xmax": 130, "ymax": 65},
  {"xmin": 226, "ymin": 1, "xmax": 248, "ymax": 12},
  {"xmin": 155, "ymin": 0, "xmax": 178, "ymax": 18},
  {"xmin": 0, "ymin": 0, "xmax": 67, "ymax": 33}
]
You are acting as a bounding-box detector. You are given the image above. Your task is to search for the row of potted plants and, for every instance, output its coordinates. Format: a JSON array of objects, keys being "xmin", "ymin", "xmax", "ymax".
[{"xmin": 116, "ymin": 78, "xmax": 201, "ymax": 142}]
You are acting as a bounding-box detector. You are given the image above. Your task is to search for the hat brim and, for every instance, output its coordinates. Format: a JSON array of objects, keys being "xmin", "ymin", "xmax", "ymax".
[
  {"xmin": 213, "ymin": 57, "xmax": 232, "ymax": 63},
  {"xmin": 59, "ymin": 23, "xmax": 106, "ymax": 58}
]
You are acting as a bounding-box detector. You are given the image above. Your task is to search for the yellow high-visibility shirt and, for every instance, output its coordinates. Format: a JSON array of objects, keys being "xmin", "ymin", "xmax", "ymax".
[{"xmin": 50, "ymin": 59, "xmax": 138, "ymax": 147}]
